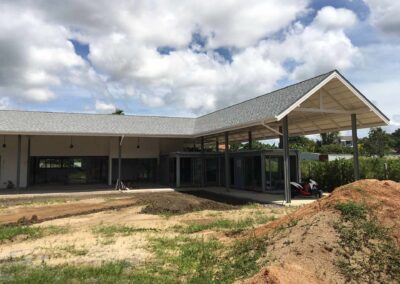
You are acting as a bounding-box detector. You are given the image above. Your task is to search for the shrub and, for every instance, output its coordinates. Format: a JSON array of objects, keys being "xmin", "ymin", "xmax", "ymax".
[{"xmin": 301, "ymin": 157, "xmax": 400, "ymax": 192}]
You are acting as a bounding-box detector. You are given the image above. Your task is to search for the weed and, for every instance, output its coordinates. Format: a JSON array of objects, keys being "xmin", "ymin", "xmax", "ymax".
[
  {"xmin": 92, "ymin": 225, "xmax": 158, "ymax": 237},
  {"xmin": 182, "ymin": 215, "xmax": 275, "ymax": 234},
  {"xmin": 334, "ymin": 201, "xmax": 400, "ymax": 283},
  {"xmin": 59, "ymin": 245, "xmax": 89, "ymax": 256},
  {"xmin": 0, "ymin": 225, "xmax": 69, "ymax": 242},
  {"xmin": 335, "ymin": 201, "xmax": 367, "ymax": 221}
]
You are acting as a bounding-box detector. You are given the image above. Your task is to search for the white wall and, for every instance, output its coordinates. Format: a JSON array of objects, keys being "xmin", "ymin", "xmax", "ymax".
[
  {"xmin": 0, "ymin": 135, "xmax": 28, "ymax": 189},
  {"xmin": 0, "ymin": 135, "xmax": 185, "ymax": 189}
]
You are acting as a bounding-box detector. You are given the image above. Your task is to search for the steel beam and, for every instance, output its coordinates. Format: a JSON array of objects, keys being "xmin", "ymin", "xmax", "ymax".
[
  {"xmin": 224, "ymin": 132, "xmax": 230, "ymax": 191},
  {"xmin": 351, "ymin": 114, "xmax": 360, "ymax": 180},
  {"xmin": 282, "ymin": 117, "xmax": 291, "ymax": 203},
  {"xmin": 117, "ymin": 136, "xmax": 122, "ymax": 189},
  {"xmin": 260, "ymin": 153, "xmax": 266, "ymax": 192},
  {"xmin": 16, "ymin": 135, "xmax": 21, "ymax": 192},
  {"xmin": 248, "ymin": 131, "xmax": 252, "ymax": 150},
  {"xmin": 26, "ymin": 136, "xmax": 31, "ymax": 187},
  {"xmin": 176, "ymin": 155, "xmax": 181, "ymax": 188}
]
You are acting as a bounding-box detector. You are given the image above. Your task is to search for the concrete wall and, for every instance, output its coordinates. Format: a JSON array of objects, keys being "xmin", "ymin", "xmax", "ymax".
[{"xmin": 0, "ymin": 135, "xmax": 185, "ymax": 189}]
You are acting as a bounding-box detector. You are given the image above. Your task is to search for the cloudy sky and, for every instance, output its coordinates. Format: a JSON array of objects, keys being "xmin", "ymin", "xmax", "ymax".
[{"xmin": 0, "ymin": 0, "xmax": 399, "ymax": 132}]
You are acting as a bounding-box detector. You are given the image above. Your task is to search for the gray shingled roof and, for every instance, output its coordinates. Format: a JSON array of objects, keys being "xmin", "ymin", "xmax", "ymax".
[
  {"xmin": 0, "ymin": 111, "xmax": 196, "ymax": 137},
  {"xmin": 194, "ymin": 71, "xmax": 333, "ymax": 134},
  {"xmin": 0, "ymin": 70, "xmax": 360, "ymax": 137}
]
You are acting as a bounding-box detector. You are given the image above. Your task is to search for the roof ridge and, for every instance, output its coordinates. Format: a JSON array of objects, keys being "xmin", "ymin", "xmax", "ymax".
[
  {"xmin": 0, "ymin": 109, "xmax": 196, "ymax": 120},
  {"xmin": 196, "ymin": 70, "xmax": 336, "ymax": 119}
]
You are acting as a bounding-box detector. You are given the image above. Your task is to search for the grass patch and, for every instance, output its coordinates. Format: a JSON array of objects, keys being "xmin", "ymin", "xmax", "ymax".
[
  {"xmin": 335, "ymin": 201, "xmax": 368, "ymax": 221},
  {"xmin": 0, "ymin": 225, "xmax": 69, "ymax": 242},
  {"xmin": 0, "ymin": 261, "xmax": 132, "ymax": 284},
  {"xmin": 92, "ymin": 225, "xmax": 158, "ymax": 237},
  {"xmin": 143, "ymin": 235, "xmax": 269, "ymax": 283},
  {"xmin": 334, "ymin": 201, "xmax": 400, "ymax": 283},
  {"xmin": 182, "ymin": 215, "xmax": 275, "ymax": 234},
  {"xmin": 0, "ymin": 235, "xmax": 270, "ymax": 283},
  {"xmin": 59, "ymin": 244, "xmax": 89, "ymax": 256}
]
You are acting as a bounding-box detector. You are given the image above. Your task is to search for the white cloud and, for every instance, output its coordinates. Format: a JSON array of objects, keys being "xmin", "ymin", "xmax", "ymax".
[
  {"xmin": 95, "ymin": 100, "xmax": 116, "ymax": 113},
  {"xmin": 0, "ymin": 1, "xmax": 93, "ymax": 104},
  {"xmin": 256, "ymin": 7, "xmax": 360, "ymax": 80},
  {"xmin": 313, "ymin": 6, "xmax": 358, "ymax": 31},
  {"xmin": 364, "ymin": 0, "xmax": 400, "ymax": 35},
  {"xmin": 0, "ymin": 0, "xmax": 389, "ymax": 123},
  {"xmin": 0, "ymin": 97, "xmax": 10, "ymax": 110}
]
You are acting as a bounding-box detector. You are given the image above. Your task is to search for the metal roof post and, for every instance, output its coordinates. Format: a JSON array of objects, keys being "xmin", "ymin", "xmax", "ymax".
[
  {"xmin": 176, "ymin": 155, "xmax": 180, "ymax": 188},
  {"xmin": 224, "ymin": 132, "xmax": 230, "ymax": 191},
  {"xmin": 248, "ymin": 131, "xmax": 252, "ymax": 150},
  {"xmin": 282, "ymin": 117, "xmax": 291, "ymax": 203},
  {"xmin": 351, "ymin": 114, "xmax": 360, "ymax": 180},
  {"xmin": 201, "ymin": 136, "xmax": 205, "ymax": 187},
  {"xmin": 261, "ymin": 152, "xmax": 266, "ymax": 192},
  {"xmin": 117, "ymin": 136, "xmax": 123, "ymax": 190},
  {"xmin": 16, "ymin": 135, "xmax": 21, "ymax": 193}
]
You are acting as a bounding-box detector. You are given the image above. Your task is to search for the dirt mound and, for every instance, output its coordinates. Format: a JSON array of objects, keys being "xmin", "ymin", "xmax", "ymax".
[
  {"xmin": 138, "ymin": 191, "xmax": 236, "ymax": 215},
  {"xmin": 0, "ymin": 191, "xmax": 238, "ymax": 225},
  {"xmin": 243, "ymin": 179, "xmax": 400, "ymax": 284}
]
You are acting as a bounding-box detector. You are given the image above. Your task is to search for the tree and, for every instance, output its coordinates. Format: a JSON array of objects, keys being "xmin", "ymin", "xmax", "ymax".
[
  {"xmin": 320, "ymin": 131, "xmax": 340, "ymax": 145},
  {"xmin": 391, "ymin": 128, "xmax": 400, "ymax": 153},
  {"xmin": 288, "ymin": 136, "xmax": 317, "ymax": 152},
  {"xmin": 362, "ymin": 127, "xmax": 392, "ymax": 157},
  {"xmin": 112, "ymin": 109, "xmax": 125, "ymax": 115}
]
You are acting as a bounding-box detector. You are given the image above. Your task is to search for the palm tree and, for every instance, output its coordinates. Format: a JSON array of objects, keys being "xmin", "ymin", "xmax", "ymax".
[{"xmin": 112, "ymin": 109, "xmax": 125, "ymax": 115}]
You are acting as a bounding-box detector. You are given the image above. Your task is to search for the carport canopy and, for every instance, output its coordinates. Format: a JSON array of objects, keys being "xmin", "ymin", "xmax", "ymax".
[{"xmin": 195, "ymin": 70, "xmax": 389, "ymax": 203}]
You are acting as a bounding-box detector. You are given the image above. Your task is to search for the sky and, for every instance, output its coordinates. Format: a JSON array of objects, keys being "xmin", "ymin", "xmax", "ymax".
[{"xmin": 0, "ymin": 0, "xmax": 399, "ymax": 134}]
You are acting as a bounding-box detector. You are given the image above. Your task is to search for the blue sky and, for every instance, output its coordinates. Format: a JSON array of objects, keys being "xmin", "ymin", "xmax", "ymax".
[{"xmin": 0, "ymin": 0, "xmax": 399, "ymax": 135}]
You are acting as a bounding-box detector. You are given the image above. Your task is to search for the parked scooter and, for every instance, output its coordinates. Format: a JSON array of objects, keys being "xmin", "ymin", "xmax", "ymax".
[{"xmin": 290, "ymin": 179, "xmax": 323, "ymax": 198}]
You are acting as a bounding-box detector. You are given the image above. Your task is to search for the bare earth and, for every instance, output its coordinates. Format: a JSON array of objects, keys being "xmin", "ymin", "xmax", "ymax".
[
  {"xmin": 0, "ymin": 191, "xmax": 289, "ymax": 266},
  {"xmin": 242, "ymin": 179, "xmax": 400, "ymax": 284}
]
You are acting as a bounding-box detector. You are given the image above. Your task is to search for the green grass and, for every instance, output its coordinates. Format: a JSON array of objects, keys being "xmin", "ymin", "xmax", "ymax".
[
  {"xmin": 335, "ymin": 201, "xmax": 368, "ymax": 221},
  {"xmin": 59, "ymin": 245, "xmax": 89, "ymax": 256},
  {"xmin": 92, "ymin": 225, "xmax": 158, "ymax": 237},
  {"xmin": 334, "ymin": 201, "xmax": 400, "ymax": 283},
  {"xmin": 182, "ymin": 215, "xmax": 275, "ymax": 234},
  {"xmin": 0, "ymin": 234, "xmax": 270, "ymax": 283},
  {"xmin": 0, "ymin": 225, "xmax": 69, "ymax": 242}
]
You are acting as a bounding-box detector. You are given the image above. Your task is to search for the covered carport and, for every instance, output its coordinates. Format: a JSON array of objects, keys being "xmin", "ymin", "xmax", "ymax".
[{"xmin": 194, "ymin": 70, "xmax": 389, "ymax": 203}]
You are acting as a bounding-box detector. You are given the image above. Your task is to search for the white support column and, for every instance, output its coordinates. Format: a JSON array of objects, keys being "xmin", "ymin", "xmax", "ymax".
[{"xmin": 282, "ymin": 116, "xmax": 291, "ymax": 203}]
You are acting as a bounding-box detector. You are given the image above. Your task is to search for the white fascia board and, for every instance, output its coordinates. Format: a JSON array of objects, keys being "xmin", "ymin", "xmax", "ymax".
[
  {"xmin": 274, "ymin": 72, "xmax": 337, "ymax": 121},
  {"xmin": 333, "ymin": 73, "xmax": 390, "ymax": 125},
  {"xmin": 274, "ymin": 71, "xmax": 390, "ymax": 125}
]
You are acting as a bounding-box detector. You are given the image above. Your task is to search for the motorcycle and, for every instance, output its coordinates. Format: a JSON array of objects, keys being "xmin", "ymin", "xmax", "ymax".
[{"xmin": 290, "ymin": 179, "xmax": 323, "ymax": 198}]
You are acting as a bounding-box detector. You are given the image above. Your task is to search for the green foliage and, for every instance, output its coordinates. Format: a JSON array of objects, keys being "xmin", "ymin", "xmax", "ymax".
[
  {"xmin": 288, "ymin": 136, "xmax": 317, "ymax": 152},
  {"xmin": 334, "ymin": 202, "xmax": 400, "ymax": 283},
  {"xmin": 318, "ymin": 143, "xmax": 353, "ymax": 154},
  {"xmin": 335, "ymin": 201, "xmax": 367, "ymax": 221},
  {"xmin": 112, "ymin": 109, "xmax": 124, "ymax": 115},
  {"xmin": 320, "ymin": 131, "xmax": 340, "ymax": 145},
  {"xmin": 0, "ymin": 225, "xmax": 69, "ymax": 242},
  {"xmin": 361, "ymin": 127, "xmax": 392, "ymax": 157},
  {"xmin": 392, "ymin": 128, "xmax": 400, "ymax": 152},
  {"xmin": 301, "ymin": 157, "xmax": 400, "ymax": 192}
]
